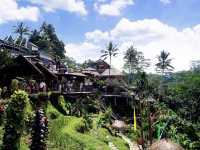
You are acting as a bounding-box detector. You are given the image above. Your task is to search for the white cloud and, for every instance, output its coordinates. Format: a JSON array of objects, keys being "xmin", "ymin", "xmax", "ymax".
[
  {"xmin": 85, "ymin": 30, "xmax": 110, "ymax": 43},
  {"xmin": 65, "ymin": 42, "xmax": 101, "ymax": 62},
  {"xmin": 0, "ymin": 0, "xmax": 40, "ymax": 24},
  {"xmin": 66, "ymin": 18, "xmax": 200, "ymax": 73},
  {"xmin": 160, "ymin": 0, "xmax": 171, "ymax": 5},
  {"xmin": 94, "ymin": 0, "xmax": 134, "ymax": 16},
  {"xmin": 30, "ymin": 0, "xmax": 87, "ymax": 16}
]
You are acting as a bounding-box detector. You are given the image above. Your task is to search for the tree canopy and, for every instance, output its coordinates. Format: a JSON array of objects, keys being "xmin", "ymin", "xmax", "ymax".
[
  {"xmin": 101, "ymin": 41, "xmax": 118, "ymax": 76},
  {"xmin": 29, "ymin": 22, "xmax": 65, "ymax": 58},
  {"xmin": 155, "ymin": 50, "xmax": 174, "ymax": 75},
  {"xmin": 13, "ymin": 22, "xmax": 30, "ymax": 39},
  {"xmin": 124, "ymin": 46, "xmax": 150, "ymax": 74}
]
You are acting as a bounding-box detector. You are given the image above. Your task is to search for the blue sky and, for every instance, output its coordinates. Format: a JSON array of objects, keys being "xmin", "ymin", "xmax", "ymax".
[{"xmin": 0, "ymin": 0, "xmax": 200, "ymax": 72}]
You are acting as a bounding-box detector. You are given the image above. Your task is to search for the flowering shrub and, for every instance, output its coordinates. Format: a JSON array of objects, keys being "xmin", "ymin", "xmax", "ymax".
[{"xmin": 2, "ymin": 90, "xmax": 29, "ymax": 150}]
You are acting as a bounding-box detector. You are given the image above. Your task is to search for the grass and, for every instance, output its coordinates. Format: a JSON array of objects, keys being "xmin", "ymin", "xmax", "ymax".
[
  {"xmin": 48, "ymin": 113, "xmax": 129, "ymax": 150},
  {"xmin": 38, "ymin": 103, "xmax": 129, "ymax": 150},
  {"xmin": 92, "ymin": 127, "xmax": 129, "ymax": 150},
  {"xmin": 48, "ymin": 116, "xmax": 110, "ymax": 150},
  {"xmin": 0, "ymin": 102, "xmax": 129, "ymax": 150}
]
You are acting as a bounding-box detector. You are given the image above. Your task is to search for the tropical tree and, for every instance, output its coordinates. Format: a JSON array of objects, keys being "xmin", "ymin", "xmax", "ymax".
[
  {"xmin": 136, "ymin": 72, "xmax": 149, "ymax": 149},
  {"xmin": 124, "ymin": 45, "xmax": 150, "ymax": 84},
  {"xmin": 81, "ymin": 59, "xmax": 96, "ymax": 69},
  {"xmin": 191, "ymin": 60, "xmax": 200, "ymax": 73},
  {"xmin": 101, "ymin": 41, "xmax": 118, "ymax": 76},
  {"xmin": 29, "ymin": 22, "xmax": 65, "ymax": 58},
  {"xmin": 61, "ymin": 56, "xmax": 77, "ymax": 70},
  {"xmin": 155, "ymin": 50, "xmax": 174, "ymax": 75},
  {"xmin": 0, "ymin": 49, "xmax": 12, "ymax": 70},
  {"xmin": 155, "ymin": 50, "xmax": 174, "ymax": 98},
  {"xmin": 13, "ymin": 22, "xmax": 30, "ymax": 39}
]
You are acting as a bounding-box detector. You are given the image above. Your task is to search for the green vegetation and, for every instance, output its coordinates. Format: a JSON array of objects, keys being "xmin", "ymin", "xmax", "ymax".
[
  {"xmin": 2, "ymin": 90, "xmax": 29, "ymax": 150},
  {"xmin": 101, "ymin": 41, "xmax": 118, "ymax": 76},
  {"xmin": 0, "ymin": 92, "xmax": 128, "ymax": 150},
  {"xmin": 29, "ymin": 22, "xmax": 65, "ymax": 58},
  {"xmin": 153, "ymin": 102, "xmax": 200, "ymax": 149},
  {"xmin": 155, "ymin": 50, "xmax": 174, "ymax": 75},
  {"xmin": 0, "ymin": 49, "xmax": 13, "ymax": 70},
  {"xmin": 124, "ymin": 45, "xmax": 149, "ymax": 84},
  {"xmin": 0, "ymin": 22, "xmax": 200, "ymax": 150},
  {"xmin": 48, "ymin": 115, "xmax": 128, "ymax": 150}
]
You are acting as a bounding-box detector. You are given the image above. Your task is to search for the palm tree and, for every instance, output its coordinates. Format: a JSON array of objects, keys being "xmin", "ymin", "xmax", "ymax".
[
  {"xmin": 155, "ymin": 50, "xmax": 174, "ymax": 75},
  {"xmin": 101, "ymin": 41, "xmax": 118, "ymax": 76},
  {"xmin": 136, "ymin": 72, "xmax": 149, "ymax": 149},
  {"xmin": 13, "ymin": 22, "xmax": 30, "ymax": 39},
  {"xmin": 156, "ymin": 50, "xmax": 174, "ymax": 98},
  {"xmin": 124, "ymin": 45, "xmax": 150, "ymax": 84}
]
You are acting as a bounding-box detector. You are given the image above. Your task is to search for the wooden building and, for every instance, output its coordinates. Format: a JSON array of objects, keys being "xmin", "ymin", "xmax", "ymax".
[{"xmin": 0, "ymin": 55, "xmax": 57, "ymax": 87}]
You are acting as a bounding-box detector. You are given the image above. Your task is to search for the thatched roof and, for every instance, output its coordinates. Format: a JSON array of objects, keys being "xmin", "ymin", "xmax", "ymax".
[
  {"xmin": 101, "ymin": 68, "xmax": 123, "ymax": 77},
  {"xmin": 85, "ymin": 67, "xmax": 96, "ymax": 71},
  {"xmin": 68, "ymin": 72, "xmax": 87, "ymax": 77},
  {"xmin": 82, "ymin": 70, "xmax": 100, "ymax": 76},
  {"xmin": 149, "ymin": 139, "xmax": 184, "ymax": 150}
]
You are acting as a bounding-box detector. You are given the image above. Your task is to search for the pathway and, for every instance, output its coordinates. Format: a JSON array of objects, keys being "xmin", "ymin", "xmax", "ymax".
[
  {"xmin": 106, "ymin": 136, "xmax": 119, "ymax": 150},
  {"xmin": 117, "ymin": 133, "xmax": 140, "ymax": 150},
  {"xmin": 108, "ymin": 141, "xmax": 119, "ymax": 150}
]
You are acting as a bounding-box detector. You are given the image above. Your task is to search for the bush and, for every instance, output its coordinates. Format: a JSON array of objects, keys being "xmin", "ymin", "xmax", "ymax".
[
  {"xmin": 58, "ymin": 95, "xmax": 67, "ymax": 110},
  {"xmin": 11, "ymin": 79, "xmax": 19, "ymax": 93},
  {"xmin": 3, "ymin": 90, "xmax": 29, "ymax": 150},
  {"xmin": 96, "ymin": 108, "xmax": 112, "ymax": 128},
  {"xmin": 49, "ymin": 93, "xmax": 67, "ymax": 115},
  {"xmin": 47, "ymin": 103, "xmax": 60, "ymax": 120},
  {"xmin": 83, "ymin": 113, "xmax": 93, "ymax": 131},
  {"xmin": 153, "ymin": 102, "xmax": 200, "ymax": 150}
]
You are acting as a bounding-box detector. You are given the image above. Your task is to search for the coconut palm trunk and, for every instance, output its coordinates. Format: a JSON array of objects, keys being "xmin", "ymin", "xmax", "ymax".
[{"xmin": 109, "ymin": 55, "xmax": 111, "ymax": 77}]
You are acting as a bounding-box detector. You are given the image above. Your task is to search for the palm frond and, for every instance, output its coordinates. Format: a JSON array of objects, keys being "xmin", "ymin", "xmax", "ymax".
[{"xmin": 101, "ymin": 54, "xmax": 108, "ymax": 58}]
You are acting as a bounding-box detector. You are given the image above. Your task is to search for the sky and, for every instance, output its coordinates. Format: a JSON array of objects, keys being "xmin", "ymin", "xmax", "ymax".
[{"xmin": 0, "ymin": 0, "xmax": 200, "ymax": 73}]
